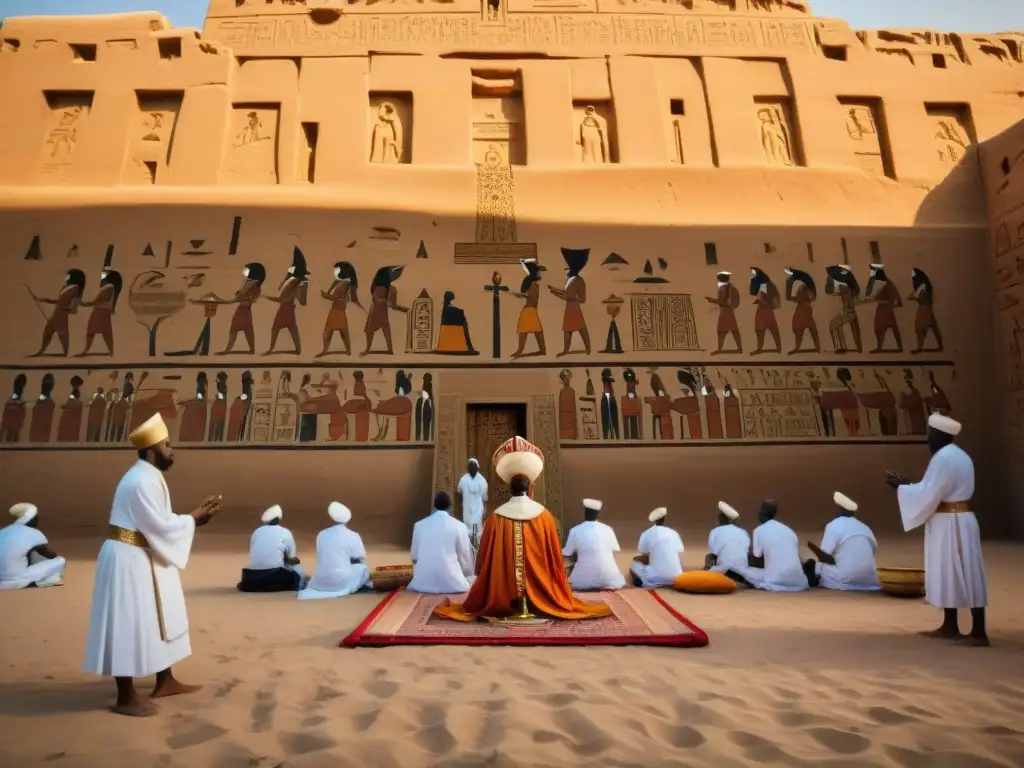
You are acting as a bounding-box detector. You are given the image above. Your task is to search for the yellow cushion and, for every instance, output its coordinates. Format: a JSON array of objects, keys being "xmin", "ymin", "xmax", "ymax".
[{"xmin": 673, "ymin": 571, "xmax": 737, "ymax": 594}]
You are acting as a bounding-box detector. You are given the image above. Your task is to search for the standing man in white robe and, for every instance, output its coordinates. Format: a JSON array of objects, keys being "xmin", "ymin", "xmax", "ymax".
[
  {"xmin": 563, "ymin": 499, "xmax": 626, "ymax": 591},
  {"xmin": 0, "ymin": 503, "xmax": 66, "ymax": 590},
  {"xmin": 82, "ymin": 413, "xmax": 223, "ymax": 718},
  {"xmin": 457, "ymin": 458, "xmax": 488, "ymax": 555},
  {"xmin": 408, "ymin": 491, "xmax": 475, "ymax": 594},
  {"xmin": 238, "ymin": 505, "xmax": 309, "ymax": 592},
  {"xmin": 705, "ymin": 501, "xmax": 752, "ymax": 585},
  {"xmin": 745, "ymin": 500, "xmax": 808, "ymax": 591},
  {"xmin": 630, "ymin": 508, "xmax": 684, "ymax": 587},
  {"xmin": 804, "ymin": 492, "xmax": 880, "ymax": 591},
  {"xmin": 887, "ymin": 413, "xmax": 989, "ymax": 646},
  {"xmin": 298, "ymin": 502, "xmax": 371, "ymax": 599}
]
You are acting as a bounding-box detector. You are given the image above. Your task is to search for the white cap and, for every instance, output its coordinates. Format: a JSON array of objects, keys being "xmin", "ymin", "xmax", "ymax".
[
  {"xmin": 718, "ymin": 501, "xmax": 739, "ymax": 521},
  {"xmin": 648, "ymin": 507, "xmax": 667, "ymax": 522},
  {"xmin": 9, "ymin": 502, "xmax": 37, "ymax": 526},
  {"xmin": 261, "ymin": 504, "xmax": 283, "ymax": 524},
  {"xmin": 583, "ymin": 499, "xmax": 603, "ymax": 512},
  {"xmin": 328, "ymin": 501, "xmax": 352, "ymax": 524},
  {"xmin": 833, "ymin": 492, "xmax": 858, "ymax": 512},
  {"xmin": 838, "ymin": 264, "xmax": 852, "ymax": 271},
  {"xmin": 928, "ymin": 412, "xmax": 961, "ymax": 436}
]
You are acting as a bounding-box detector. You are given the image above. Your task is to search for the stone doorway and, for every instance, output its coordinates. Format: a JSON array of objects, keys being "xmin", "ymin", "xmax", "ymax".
[{"xmin": 465, "ymin": 402, "xmax": 527, "ymax": 514}]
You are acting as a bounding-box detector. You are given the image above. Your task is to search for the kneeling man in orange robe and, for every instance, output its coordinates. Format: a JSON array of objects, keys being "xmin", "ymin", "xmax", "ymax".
[{"xmin": 434, "ymin": 436, "xmax": 612, "ymax": 622}]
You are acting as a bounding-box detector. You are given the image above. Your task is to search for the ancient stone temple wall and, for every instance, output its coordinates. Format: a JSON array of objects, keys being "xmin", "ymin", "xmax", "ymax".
[{"xmin": 0, "ymin": 4, "xmax": 1021, "ymax": 540}]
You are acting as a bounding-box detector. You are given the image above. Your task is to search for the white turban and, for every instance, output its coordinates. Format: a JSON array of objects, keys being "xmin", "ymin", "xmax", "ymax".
[
  {"xmin": 9, "ymin": 503, "xmax": 37, "ymax": 526},
  {"xmin": 261, "ymin": 504, "xmax": 283, "ymax": 524},
  {"xmin": 648, "ymin": 507, "xmax": 667, "ymax": 523},
  {"xmin": 583, "ymin": 499, "xmax": 603, "ymax": 512},
  {"xmin": 328, "ymin": 501, "xmax": 352, "ymax": 524},
  {"xmin": 928, "ymin": 413, "xmax": 961, "ymax": 436},
  {"xmin": 718, "ymin": 501, "xmax": 739, "ymax": 521},
  {"xmin": 833, "ymin": 492, "xmax": 858, "ymax": 513}
]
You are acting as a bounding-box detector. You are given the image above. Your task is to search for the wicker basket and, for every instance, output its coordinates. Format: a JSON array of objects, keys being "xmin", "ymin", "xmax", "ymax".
[{"xmin": 877, "ymin": 566, "xmax": 925, "ymax": 598}]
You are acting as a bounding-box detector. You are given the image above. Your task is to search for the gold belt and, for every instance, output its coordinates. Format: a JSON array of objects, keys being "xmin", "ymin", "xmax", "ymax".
[
  {"xmin": 109, "ymin": 525, "xmax": 149, "ymax": 548},
  {"xmin": 936, "ymin": 501, "xmax": 971, "ymax": 514}
]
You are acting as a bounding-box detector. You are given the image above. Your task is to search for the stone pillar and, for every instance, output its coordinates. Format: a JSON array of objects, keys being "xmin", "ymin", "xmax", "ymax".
[
  {"xmin": 521, "ymin": 60, "xmax": 575, "ymax": 167},
  {"xmin": 164, "ymin": 84, "xmax": 230, "ymax": 185},
  {"xmin": 608, "ymin": 56, "xmax": 665, "ymax": 166},
  {"xmin": 69, "ymin": 88, "xmax": 135, "ymax": 185},
  {"xmin": 298, "ymin": 56, "xmax": 368, "ymax": 181}
]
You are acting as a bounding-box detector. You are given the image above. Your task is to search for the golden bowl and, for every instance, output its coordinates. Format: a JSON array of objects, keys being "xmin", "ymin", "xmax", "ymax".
[{"xmin": 877, "ymin": 566, "xmax": 925, "ymax": 598}]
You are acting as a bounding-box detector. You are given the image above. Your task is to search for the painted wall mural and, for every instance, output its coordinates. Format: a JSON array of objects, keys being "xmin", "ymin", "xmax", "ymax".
[
  {"xmin": 554, "ymin": 363, "xmax": 954, "ymax": 445},
  {"xmin": 0, "ymin": 366, "xmax": 436, "ymax": 447}
]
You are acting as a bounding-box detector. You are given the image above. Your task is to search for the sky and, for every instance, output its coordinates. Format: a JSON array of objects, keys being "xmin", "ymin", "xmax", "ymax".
[{"xmin": 0, "ymin": 0, "xmax": 1022, "ymax": 33}]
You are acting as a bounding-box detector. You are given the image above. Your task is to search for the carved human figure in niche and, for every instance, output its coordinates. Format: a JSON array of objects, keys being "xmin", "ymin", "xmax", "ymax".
[
  {"xmin": 142, "ymin": 112, "xmax": 164, "ymax": 142},
  {"xmin": 722, "ymin": 380, "xmax": 742, "ymax": 439},
  {"xmin": 79, "ymin": 258, "xmax": 123, "ymax": 356},
  {"xmin": 436, "ymin": 291, "xmax": 478, "ymax": 355},
  {"xmin": 209, "ymin": 372, "xmax": 229, "ymax": 442},
  {"xmin": 548, "ymin": 247, "xmax": 592, "ymax": 356},
  {"xmin": 211, "ymin": 262, "xmax": 265, "ymax": 355},
  {"xmin": 28, "ymin": 269, "xmax": 86, "ymax": 357},
  {"xmin": 227, "ymin": 370, "xmax": 254, "ymax": 442},
  {"xmin": 578, "ymin": 106, "xmax": 610, "ymax": 164},
  {"xmin": 415, "ymin": 372, "xmax": 433, "ymax": 441},
  {"xmin": 85, "ymin": 386, "xmax": 106, "ymax": 442},
  {"xmin": 234, "ymin": 111, "xmax": 271, "ymax": 148},
  {"xmin": 599, "ymin": 368, "xmax": 620, "ymax": 440},
  {"xmin": 512, "ymin": 258, "xmax": 546, "ymax": 358},
  {"xmin": 644, "ymin": 369, "xmax": 673, "ymax": 440},
  {"xmin": 620, "ymin": 368, "xmax": 642, "ymax": 440},
  {"xmin": 749, "ymin": 267, "xmax": 781, "ymax": 354},
  {"xmin": 908, "ymin": 268, "xmax": 943, "ymax": 353},
  {"xmin": 363, "ymin": 266, "xmax": 408, "ymax": 355},
  {"xmin": 757, "ymin": 105, "xmax": 794, "ymax": 166},
  {"xmin": 701, "ymin": 374, "xmax": 724, "ymax": 440},
  {"xmin": 898, "ymin": 369, "xmax": 928, "ymax": 435},
  {"xmin": 825, "ymin": 265, "xmax": 863, "ymax": 354},
  {"xmin": 934, "ymin": 120, "xmax": 967, "ymax": 166},
  {"xmin": 1, "ymin": 374, "xmax": 28, "ymax": 443},
  {"xmin": 865, "ymin": 263, "xmax": 903, "ymax": 353},
  {"xmin": 671, "ymin": 369, "xmax": 702, "ymax": 440},
  {"xmin": 485, "ymin": 0, "xmax": 502, "ymax": 21},
  {"xmin": 29, "ymin": 373, "xmax": 56, "ymax": 443},
  {"xmin": 57, "ymin": 375, "xmax": 84, "ymax": 443},
  {"xmin": 558, "ymin": 368, "xmax": 578, "ymax": 440},
  {"xmin": 45, "ymin": 106, "xmax": 85, "ymax": 159},
  {"xmin": 845, "ymin": 106, "xmax": 878, "ymax": 142},
  {"xmin": 783, "ymin": 267, "xmax": 820, "ymax": 353},
  {"xmin": 370, "ymin": 102, "xmax": 404, "ymax": 164},
  {"xmin": 177, "ymin": 372, "xmax": 209, "ymax": 443},
  {"xmin": 706, "ymin": 271, "xmax": 742, "ymax": 354},
  {"xmin": 266, "ymin": 248, "xmax": 310, "ymax": 355},
  {"xmin": 318, "ymin": 261, "xmax": 362, "ymax": 357}
]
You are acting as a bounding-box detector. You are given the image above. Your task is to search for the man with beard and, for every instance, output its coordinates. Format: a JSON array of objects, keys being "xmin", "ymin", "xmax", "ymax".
[{"xmin": 83, "ymin": 413, "xmax": 223, "ymax": 717}]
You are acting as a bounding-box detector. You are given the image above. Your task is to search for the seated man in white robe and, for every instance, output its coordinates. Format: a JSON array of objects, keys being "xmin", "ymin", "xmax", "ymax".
[
  {"xmin": 887, "ymin": 413, "xmax": 989, "ymax": 646},
  {"xmin": 238, "ymin": 505, "xmax": 309, "ymax": 592},
  {"xmin": 456, "ymin": 458, "xmax": 488, "ymax": 555},
  {"xmin": 408, "ymin": 491, "xmax": 475, "ymax": 594},
  {"xmin": 630, "ymin": 507, "xmax": 684, "ymax": 587},
  {"xmin": 0, "ymin": 503, "xmax": 66, "ymax": 590},
  {"xmin": 82, "ymin": 413, "xmax": 224, "ymax": 717},
  {"xmin": 298, "ymin": 502, "xmax": 371, "ymax": 600},
  {"xmin": 745, "ymin": 500, "xmax": 808, "ymax": 591},
  {"xmin": 563, "ymin": 499, "xmax": 625, "ymax": 591},
  {"xmin": 804, "ymin": 492, "xmax": 880, "ymax": 591},
  {"xmin": 704, "ymin": 501, "xmax": 752, "ymax": 586}
]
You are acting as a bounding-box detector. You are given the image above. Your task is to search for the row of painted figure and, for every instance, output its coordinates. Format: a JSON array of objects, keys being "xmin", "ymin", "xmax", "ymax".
[{"xmin": 24, "ymin": 247, "xmax": 944, "ymax": 360}]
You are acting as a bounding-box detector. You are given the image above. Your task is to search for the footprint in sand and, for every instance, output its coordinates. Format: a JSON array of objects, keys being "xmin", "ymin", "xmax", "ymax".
[
  {"xmin": 771, "ymin": 686, "xmax": 801, "ymax": 700},
  {"xmin": 445, "ymin": 679, "xmax": 463, "ymax": 691},
  {"xmin": 480, "ymin": 698, "xmax": 507, "ymax": 713},
  {"xmin": 698, "ymin": 691, "xmax": 746, "ymax": 708},
  {"xmin": 213, "ymin": 679, "xmax": 242, "ymax": 699},
  {"xmin": 527, "ymin": 692, "xmax": 578, "ymax": 708},
  {"xmin": 476, "ymin": 712, "xmax": 506, "ymax": 750},
  {"xmin": 773, "ymin": 710, "xmax": 830, "ymax": 728},
  {"xmin": 532, "ymin": 730, "xmax": 562, "ymax": 744},
  {"xmin": 566, "ymin": 681, "xmax": 584, "ymax": 692},
  {"xmin": 362, "ymin": 677, "xmax": 399, "ymax": 700},
  {"xmin": 351, "ymin": 708, "xmax": 380, "ymax": 732},
  {"xmin": 867, "ymin": 707, "xmax": 919, "ymax": 725},
  {"xmin": 313, "ymin": 685, "xmax": 344, "ymax": 704},
  {"xmin": 980, "ymin": 725, "xmax": 1023, "ymax": 737},
  {"xmin": 806, "ymin": 727, "xmax": 871, "ymax": 755},
  {"xmin": 278, "ymin": 731, "xmax": 338, "ymax": 756},
  {"xmin": 672, "ymin": 698, "xmax": 729, "ymax": 728},
  {"xmin": 250, "ymin": 688, "xmax": 277, "ymax": 733},
  {"xmin": 728, "ymin": 730, "xmax": 791, "ymax": 762},
  {"xmin": 885, "ymin": 745, "xmax": 1013, "ymax": 768},
  {"xmin": 165, "ymin": 719, "xmax": 228, "ymax": 750},
  {"xmin": 414, "ymin": 703, "xmax": 456, "ymax": 755},
  {"xmin": 551, "ymin": 709, "xmax": 613, "ymax": 756},
  {"xmin": 303, "ymin": 715, "xmax": 328, "ymax": 728},
  {"xmin": 658, "ymin": 724, "xmax": 706, "ymax": 749}
]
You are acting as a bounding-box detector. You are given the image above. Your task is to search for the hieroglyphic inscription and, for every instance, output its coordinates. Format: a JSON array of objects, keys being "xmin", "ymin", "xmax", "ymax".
[
  {"xmin": 407, "ymin": 290, "xmax": 435, "ymax": 352},
  {"xmin": 631, "ymin": 294, "xmax": 701, "ymax": 351},
  {"xmin": 432, "ymin": 392, "xmax": 460, "ymax": 496},
  {"xmin": 531, "ymin": 393, "xmax": 564, "ymax": 534},
  {"xmin": 213, "ymin": 14, "xmax": 816, "ymax": 55},
  {"xmin": 739, "ymin": 388, "xmax": 819, "ymax": 438}
]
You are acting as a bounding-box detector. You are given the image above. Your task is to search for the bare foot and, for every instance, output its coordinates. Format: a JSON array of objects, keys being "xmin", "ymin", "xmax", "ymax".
[
  {"xmin": 953, "ymin": 634, "xmax": 991, "ymax": 647},
  {"xmin": 151, "ymin": 679, "xmax": 203, "ymax": 699},
  {"xmin": 113, "ymin": 699, "xmax": 158, "ymax": 717},
  {"xmin": 918, "ymin": 628, "xmax": 961, "ymax": 639}
]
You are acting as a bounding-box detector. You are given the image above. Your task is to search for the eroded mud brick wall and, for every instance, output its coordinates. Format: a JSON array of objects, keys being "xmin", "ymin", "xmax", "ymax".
[{"xmin": 0, "ymin": 4, "xmax": 1021, "ymax": 540}]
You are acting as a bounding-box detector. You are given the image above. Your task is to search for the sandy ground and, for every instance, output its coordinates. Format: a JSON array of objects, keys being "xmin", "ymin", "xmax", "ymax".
[{"xmin": 2, "ymin": 531, "xmax": 1024, "ymax": 768}]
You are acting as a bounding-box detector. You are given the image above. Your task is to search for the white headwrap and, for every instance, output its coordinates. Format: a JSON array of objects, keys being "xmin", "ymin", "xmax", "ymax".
[
  {"xmin": 833, "ymin": 492, "xmax": 858, "ymax": 513},
  {"xmin": 928, "ymin": 413, "xmax": 961, "ymax": 436},
  {"xmin": 261, "ymin": 504, "xmax": 283, "ymax": 524},
  {"xmin": 328, "ymin": 501, "xmax": 352, "ymax": 524},
  {"xmin": 9, "ymin": 503, "xmax": 37, "ymax": 526},
  {"xmin": 717, "ymin": 501, "xmax": 739, "ymax": 521},
  {"xmin": 583, "ymin": 499, "xmax": 603, "ymax": 512},
  {"xmin": 648, "ymin": 507, "xmax": 667, "ymax": 523}
]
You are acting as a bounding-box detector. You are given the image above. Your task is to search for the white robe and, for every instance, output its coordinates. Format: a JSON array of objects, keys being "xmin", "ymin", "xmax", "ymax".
[
  {"xmin": 563, "ymin": 520, "xmax": 625, "ymax": 590},
  {"xmin": 707, "ymin": 523, "xmax": 751, "ymax": 576},
  {"xmin": 632, "ymin": 525, "xmax": 684, "ymax": 587},
  {"xmin": 249, "ymin": 524, "xmax": 306, "ymax": 582},
  {"xmin": 297, "ymin": 524, "xmax": 370, "ymax": 600},
  {"xmin": 457, "ymin": 473, "xmax": 488, "ymax": 541},
  {"xmin": 747, "ymin": 519, "xmax": 808, "ymax": 591},
  {"xmin": 83, "ymin": 460, "xmax": 195, "ymax": 678},
  {"xmin": 0, "ymin": 524, "xmax": 66, "ymax": 590},
  {"xmin": 897, "ymin": 443, "xmax": 987, "ymax": 608},
  {"xmin": 815, "ymin": 516, "xmax": 881, "ymax": 591},
  {"xmin": 408, "ymin": 510, "xmax": 475, "ymax": 594}
]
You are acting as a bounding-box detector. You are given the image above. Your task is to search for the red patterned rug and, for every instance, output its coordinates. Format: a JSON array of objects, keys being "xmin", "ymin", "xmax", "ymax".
[{"xmin": 341, "ymin": 589, "xmax": 709, "ymax": 648}]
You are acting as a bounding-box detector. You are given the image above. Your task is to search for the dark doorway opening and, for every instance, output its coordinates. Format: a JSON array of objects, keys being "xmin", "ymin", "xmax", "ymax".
[{"xmin": 465, "ymin": 402, "xmax": 528, "ymax": 513}]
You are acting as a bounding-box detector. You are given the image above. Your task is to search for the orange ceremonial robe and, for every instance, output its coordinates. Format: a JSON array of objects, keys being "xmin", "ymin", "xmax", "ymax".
[{"xmin": 434, "ymin": 497, "xmax": 612, "ymax": 621}]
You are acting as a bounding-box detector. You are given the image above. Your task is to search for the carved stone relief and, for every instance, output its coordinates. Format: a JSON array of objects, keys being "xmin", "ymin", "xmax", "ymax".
[
  {"xmin": 223, "ymin": 105, "xmax": 279, "ymax": 184},
  {"xmin": 925, "ymin": 105, "xmax": 973, "ymax": 168},
  {"xmin": 36, "ymin": 93, "xmax": 93, "ymax": 182},
  {"xmin": 755, "ymin": 100, "xmax": 797, "ymax": 167},
  {"xmin": 839, "ymin": 98, "xmax": 889, "ymax": 178},
  {"xmin": 123, "ymin": 93, "xmax": 183, "ymax": 185},
  {"xmin": 368, "ymin": 95, "xmax": 411, "ymax": 164},
  {"xmin": 573, "ymin": 103, "xmax": 616, "ymax": 164}
]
